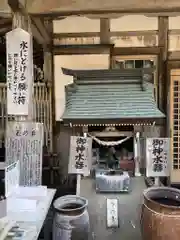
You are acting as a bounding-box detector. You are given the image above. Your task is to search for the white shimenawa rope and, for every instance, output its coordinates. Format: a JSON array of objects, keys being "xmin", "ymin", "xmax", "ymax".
[
  {"xmin": 142, "ymin": 203, "xmax": 180, "ymax": 218},
  {"xmin": 87, "ymin": 134, "xmax": 132, "ymax": 146}
]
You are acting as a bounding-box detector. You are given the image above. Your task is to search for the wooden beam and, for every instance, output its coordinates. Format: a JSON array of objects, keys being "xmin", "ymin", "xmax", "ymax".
[
  {"xmin": 113, "ymin": 47, "xmax": 160, "ymax": 56},
  {"xmin": 8, "ymin": 0, "xmax": 50, "ymax": 44},
  {"xmin": 111, "ymin": 30, "xmax": 157, "ymax": 37},
  {"xmin": 31, "ymin": 17, "xmax": 51, "ymax": 43},
  {"xmin": 158, "ymin": 16, "xmax": 168, "ymax": 113},
  {"xmin": 168, "ymin": 60, "xmax": 180, "ymax": 69},
  {"xmin": 28, "ymin": 0, "xmax": 180, "ymax": 17},
  {"xmin": 52, "ymin": 29, "xmax": 180, "ymax": 40},
  {"xmin": 53, "ymin": 30, "xmax": 158, "ymax": 39},
  {"xmin": 168, "ymin": 51, "xmax": 180, "ymax": 60},
  {"xmin": 7, "ymin": 0, "xmax": 20, "ymax": 11},
  {"xmin": 53, "ymin": 45, "xmax": 160, "ymax": 56},
  {"xmin": 54, "ymin": 32, "xmax": 100, "ymax": 38},
  {"xmin": 53, "ymin": 44, "xmax": 112, "ymax": 55},
  {"xmin": 100, "ymin": 18, "xmax": 110, "ymax": 44}
]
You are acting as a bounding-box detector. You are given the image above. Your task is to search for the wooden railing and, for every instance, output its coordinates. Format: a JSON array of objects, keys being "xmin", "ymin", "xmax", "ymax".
[{"xmin": 0, "ymin": 82, "xmax": 53, "ymax": 151}]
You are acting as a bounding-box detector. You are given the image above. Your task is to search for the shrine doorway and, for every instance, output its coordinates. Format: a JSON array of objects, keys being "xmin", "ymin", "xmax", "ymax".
[{"xmin": 89, "ymin": 125, "xmax": 135, "ymax": 175}]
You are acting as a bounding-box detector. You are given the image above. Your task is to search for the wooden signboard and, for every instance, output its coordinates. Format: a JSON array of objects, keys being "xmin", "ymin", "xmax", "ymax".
[
  {"xmin": 6, "ymin": 121, "xmax": 44, "ymax": 186},
  {"xmin": 68, "ymin": 136, "xmax": 92, "ymax": 176},
  {"xmin": 146, "ymin": 138, "xmax": 170, "ymax": 177},
  {"xmin": 6, "ymin": 28, "xmax": 33, "ymax": 115}
]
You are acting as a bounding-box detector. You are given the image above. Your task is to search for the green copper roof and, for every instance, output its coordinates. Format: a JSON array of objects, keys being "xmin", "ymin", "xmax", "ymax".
[{"xmin": 62, "ymin": 68, "xmax": 165, "ymax": 121}]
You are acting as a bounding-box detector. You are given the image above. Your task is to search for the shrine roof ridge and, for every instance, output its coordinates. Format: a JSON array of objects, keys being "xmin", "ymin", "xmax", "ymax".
[{"xmin": 61, "ymin": 67, "xmax": 155, "ymax": 80}]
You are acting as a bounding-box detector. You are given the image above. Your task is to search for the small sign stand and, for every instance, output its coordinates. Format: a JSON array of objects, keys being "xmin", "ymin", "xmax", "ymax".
[
  {"xmin": 106, "ymin": 198, "xmax": 119, "ymax": 228},
  {"xmin": 146, "ymin": 138, "xmax": 170, "ymax": 186},
  {"xmin": 68, "ymin": 132, "xmax": 92, "ymax": 196}
]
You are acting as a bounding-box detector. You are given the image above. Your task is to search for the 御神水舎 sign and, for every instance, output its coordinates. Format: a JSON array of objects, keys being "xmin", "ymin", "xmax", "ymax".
[
  {"xmin": 68, "ymin": 136, "xmax": 92, "ymax": 176},
  {"xmin": 146, "ymin": 138, "xmax": 170, "ymax": 177},
  {"xmin": 6, "ymin": 28, "xmax": 33, "ymax": 115}
]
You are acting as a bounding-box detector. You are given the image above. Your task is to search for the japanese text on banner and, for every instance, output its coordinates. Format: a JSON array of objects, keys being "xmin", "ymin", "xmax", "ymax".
[
  {"xmin": 146, "ymin": 138, "xmax": 170, "ymax": 177},
  {"xmin": 6, "ymin": 28, "xmax": 33, "ymax": 115},
  {"xmin": 68, "ymin": 136, "xmax": 92, "ymax": 176}
]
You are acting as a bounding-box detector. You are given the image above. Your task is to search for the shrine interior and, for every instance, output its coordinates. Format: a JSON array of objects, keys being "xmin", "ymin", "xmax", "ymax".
[
  {"xmin": 93, "ymin": 137, "xmax": 134, "ymax": 162},
  {"xmin": 90, "ymin": 125, "xmax": 135, "ymax": 174}
]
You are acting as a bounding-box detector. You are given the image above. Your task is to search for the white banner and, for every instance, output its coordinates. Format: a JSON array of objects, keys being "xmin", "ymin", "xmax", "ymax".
[
  {"xmin": 5, "ymin": 161, "xmax": 20, "ymax": 197},
  {"xmin": 146, "ymin": 138, "xmax": 170, "ymax": 177},
  {"xmin": 6, "ymin": 121, "xmax": 44, "ymax": 186},
  {"xmin": 6, "ymin": 28, "xmax": 33, "ymax": 115},
  {"xmin": 68, "ymin": 136, "xmax": 92, "ymax": 176}
]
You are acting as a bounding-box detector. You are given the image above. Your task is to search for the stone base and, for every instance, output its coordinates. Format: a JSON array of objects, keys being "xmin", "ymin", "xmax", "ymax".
[{"xmin": 135, "ymin": 172, "xmax": 142, "ymax": 177}]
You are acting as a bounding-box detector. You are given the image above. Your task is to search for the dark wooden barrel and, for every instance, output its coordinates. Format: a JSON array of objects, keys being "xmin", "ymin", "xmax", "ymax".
[{"xmin": 141, "ymin": 187, "xmax": 180, "ymax": 240}]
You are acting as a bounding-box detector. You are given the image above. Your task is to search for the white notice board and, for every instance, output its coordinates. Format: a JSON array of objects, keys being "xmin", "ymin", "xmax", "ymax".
[
  {"xmin": 6, "ymin": 121, "xmax": 44, "ymax": 186},
  {"xmin": 6, "ymin": 28, "xmax": 33, "ymax": 115},
  {"xmin": 5, "ymin": 161, "xmax": 20, "ymax": 197}
]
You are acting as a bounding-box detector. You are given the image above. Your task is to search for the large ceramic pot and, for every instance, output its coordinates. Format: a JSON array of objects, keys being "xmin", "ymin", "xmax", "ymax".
[
  {"xmin": 53, "ymin": 195, "xmax": 89, "ymax": 240},
  {"xmin": 141, "ymin": 187, "xmax": 180, "ymax": 240}
]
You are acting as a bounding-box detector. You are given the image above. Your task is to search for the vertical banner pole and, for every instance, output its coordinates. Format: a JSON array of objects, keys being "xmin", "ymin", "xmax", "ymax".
[
  {"xmin": 154, "ymin": 177, "xmax": 160, "ymax": 186},
  {"xmin": 76, "ymin": 174, "xmax": 81, "ymax": 196},
  {"xmin": 76, "ymin": 132, "xmax": 87, "ymax": 196},
  {"xmin": 134, "ymin": 132, "xmax": 141, "ymax": 177}
]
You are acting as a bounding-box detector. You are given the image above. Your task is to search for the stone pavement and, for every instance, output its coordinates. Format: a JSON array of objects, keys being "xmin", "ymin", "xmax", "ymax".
[{"xmin": 80, "ymin": 176, "xmax": 146, "ymax": 240}]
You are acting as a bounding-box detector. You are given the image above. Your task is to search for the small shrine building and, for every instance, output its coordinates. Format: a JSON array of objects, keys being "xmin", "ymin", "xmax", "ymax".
[{"xmin": 60, "ymin": 68, "xmax": 165, "ymax": 176}]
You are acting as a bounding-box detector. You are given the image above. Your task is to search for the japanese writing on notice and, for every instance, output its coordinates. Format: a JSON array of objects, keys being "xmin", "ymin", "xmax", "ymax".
[
  {"xmin": 6, "ymin": 28, "xmax": 32, "ymax": 115},
  {"xmin": 146, "ymin": 138, "xmax": 169, "ymax": 177},
  {"xmin": 68, "ymin": 136, "xmax": 92, "ymax": 175},
  {"xmin": 6, "ymin": 122, "xmax": 44, "ymax": 186}
]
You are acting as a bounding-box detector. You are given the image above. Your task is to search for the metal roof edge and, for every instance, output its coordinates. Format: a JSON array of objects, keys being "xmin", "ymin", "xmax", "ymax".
[{"xmin": 61, "ymin": 68, "xmax": 155, "ymax": 78}]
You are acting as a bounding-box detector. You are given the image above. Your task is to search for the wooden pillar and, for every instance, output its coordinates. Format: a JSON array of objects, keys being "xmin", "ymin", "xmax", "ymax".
[
  {"xmin": 100, "ymin": 18, "xmax": 110, "ymax": 44},
  {"xmin": 158, "ymin": 16, "xmax": 169, "ymax": 113},
  {"xmin": 44, "ymin": 20, "xmax": 56, "ymax": 151},
  {"xmin": 100, "ymin": 18, "xmax": 112, "ymax": 69},
  {"xmin": 43, "ymin": 47, "xmax": 52, "ymax": 82}
]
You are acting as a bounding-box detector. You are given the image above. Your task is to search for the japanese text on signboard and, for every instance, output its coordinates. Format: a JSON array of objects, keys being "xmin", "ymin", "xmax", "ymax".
[
  {"xmin": 75, "ymin": 137, "xmax": 87, "ymax": 170},
  {"xmin": 18, "ymin": 40, "xmax": 28, "ymax": 105},
  {"xmin": 146, "ymin": 138, "xmax": 169, "ymax": 177},
  {"xmin": 68, "ymin": 136, "xmax": 92, "ymax": 175},
  {"xmin": 6, "ymin": 28, "xmax": 33, "ymax": 115},
  {"xmin": 6, "ymin": 122, "xmax": 44, "ymax": 186}
]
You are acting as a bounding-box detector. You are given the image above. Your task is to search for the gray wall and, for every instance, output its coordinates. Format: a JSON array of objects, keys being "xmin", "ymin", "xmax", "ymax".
[{"xmin": 55, "ymin": 123, "xmax": 82, "ymax": 176}]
